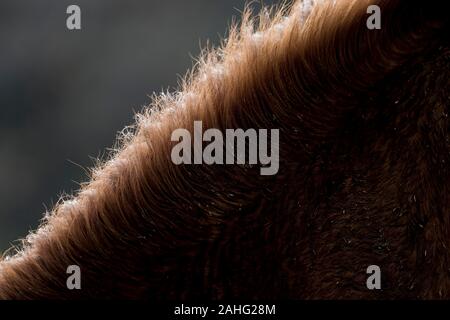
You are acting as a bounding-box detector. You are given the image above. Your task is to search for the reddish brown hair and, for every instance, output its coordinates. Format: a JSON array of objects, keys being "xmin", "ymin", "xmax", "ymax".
[{"xmin": 0, "ymin": 0, "xmax": 448, "ymax": 299}]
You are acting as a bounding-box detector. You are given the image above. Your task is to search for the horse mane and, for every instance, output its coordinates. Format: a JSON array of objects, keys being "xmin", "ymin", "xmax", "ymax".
[{"xmin": 0, "ymin": 0, "xmax": 448, "ymax": 299}]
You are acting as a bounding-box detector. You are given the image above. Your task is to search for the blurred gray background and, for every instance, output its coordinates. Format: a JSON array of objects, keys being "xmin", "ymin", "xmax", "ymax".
[{"xmin": 0, "ymin": 0, "xmax": 278, "ymax": 253}]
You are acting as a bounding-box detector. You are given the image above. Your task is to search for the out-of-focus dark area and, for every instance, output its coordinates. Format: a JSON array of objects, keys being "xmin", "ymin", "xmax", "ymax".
[{"xmin": 0, "ymin": 0, "xmax": 276, "ymax": 253}]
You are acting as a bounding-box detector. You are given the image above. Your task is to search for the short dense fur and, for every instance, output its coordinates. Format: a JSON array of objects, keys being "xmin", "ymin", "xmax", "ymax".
[{"xmin": 0, "ymin": 0, "xmax": 448, "ymax": 299}]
